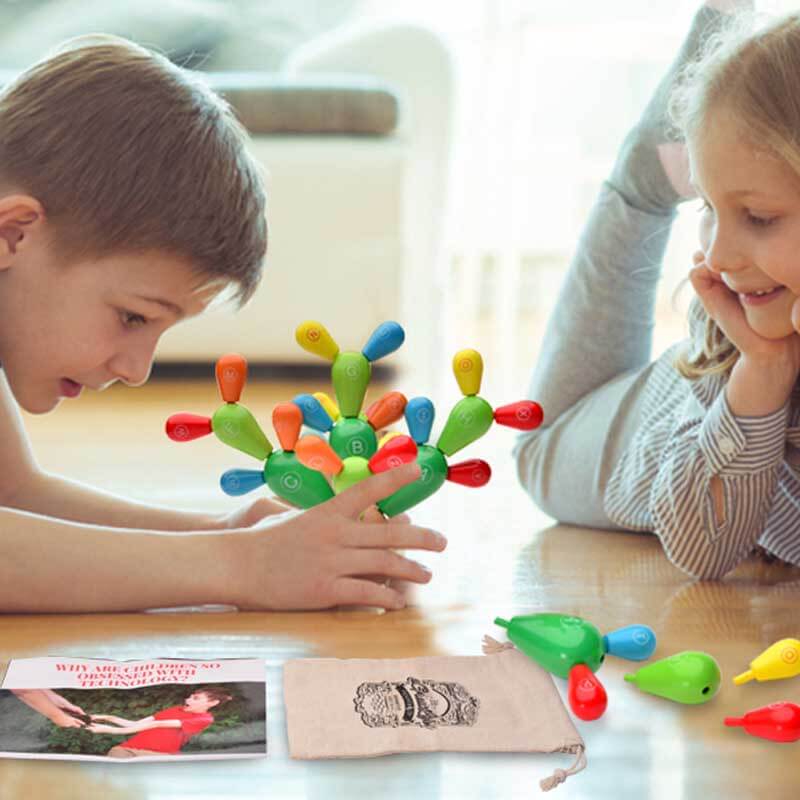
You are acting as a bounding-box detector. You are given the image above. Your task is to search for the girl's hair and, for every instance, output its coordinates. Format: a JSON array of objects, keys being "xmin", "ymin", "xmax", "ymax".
[
  {"xmin": 669, "ymin": 11, "xmax": 800, "ymax": 380},
  {"xmin": 0, "ymin": 34, "xmax": 267, "ymax": 307}
]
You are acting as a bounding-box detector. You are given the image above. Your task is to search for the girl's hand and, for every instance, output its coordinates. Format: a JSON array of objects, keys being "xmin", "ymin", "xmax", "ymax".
[
  {"xmin": 689, "ymin": 252, "xmax": 800, "ymax": 370},
  {"xmin": 230, "ymin": 461, "xmax": 445, "ymax": 611}
]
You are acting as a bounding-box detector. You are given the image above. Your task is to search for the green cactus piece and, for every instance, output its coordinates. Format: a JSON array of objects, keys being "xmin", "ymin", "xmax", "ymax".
[
  {"xmin": 212, "ymin": 404, "xmax": 272, "ymax": 460},
  {"xmin": 377, "ymin": 445, "xmax": 448, "ymax": 517},
  {"xmin": 332, "ymin": 352, "xmax": 371, "ymax": 418},
  {"xmin": 265, "ymin": 451, "xmax": 334, "ymax": 508},
  {"xmin": 436, "ymin": 396, "xmax": 494, "ymax": 457}
]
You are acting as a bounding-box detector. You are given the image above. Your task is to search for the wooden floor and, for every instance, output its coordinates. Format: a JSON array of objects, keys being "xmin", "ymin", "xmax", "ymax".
[{"xmin": 2, "ymin": 376, "xmax": 799, "ymax": 799}]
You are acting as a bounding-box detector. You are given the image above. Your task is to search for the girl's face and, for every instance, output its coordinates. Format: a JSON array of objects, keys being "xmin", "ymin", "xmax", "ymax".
[
  {"xmin": 688, "ymin": 107, "xmax": 800, "ymax": 340},
  {"xmin": 0, "ymin": 235, "xmax": 216, "ymax": 414}
]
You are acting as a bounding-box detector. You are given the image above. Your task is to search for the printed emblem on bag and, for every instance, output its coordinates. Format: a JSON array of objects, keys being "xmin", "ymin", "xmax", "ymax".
[{"xmin": 353, "ymin": 677, "xmax": 479, "ymax": 729}]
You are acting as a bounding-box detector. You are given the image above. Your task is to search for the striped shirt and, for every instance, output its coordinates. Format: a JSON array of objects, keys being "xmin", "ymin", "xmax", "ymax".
[{"xmin": 604, "ymin": 301, "xmax": 800, "ymax": 578}]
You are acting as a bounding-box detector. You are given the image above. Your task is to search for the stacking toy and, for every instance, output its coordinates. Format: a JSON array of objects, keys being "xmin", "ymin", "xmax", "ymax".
[
  {"xmin": 293, "ymin": 321, "xmax": 542, "ymax": 517},
  {"xmin": 733, "ymin": 638, "xmax": 800, "ymax": 685},
  {"xmin": 166, "ymin": 320, "xmax": 545, "ymax": 518},
  {"xmin": 494, "ymin": 613, "xmax": 656, "ymax": 721},
  {"xmin": 624, "ymin": 651, "xmax": 721, "ymax": 704},
  {"xmin": 724, "ymin": 702, "xmax": 800, "ymax": 743},
  {"xmin": 165, "ymin": 354, "xmax": 334, "ymax": 508}
]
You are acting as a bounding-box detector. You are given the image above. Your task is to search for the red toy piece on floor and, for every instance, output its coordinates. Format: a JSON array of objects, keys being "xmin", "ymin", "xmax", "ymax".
[{"xmin": 724, "ymin": 702, "xmax": 800, "ymax": 742}]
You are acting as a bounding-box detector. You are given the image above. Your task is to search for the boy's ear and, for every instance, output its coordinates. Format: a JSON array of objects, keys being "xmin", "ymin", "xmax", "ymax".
[{"xmin": 0, "ymin": 194, "xmax": 44, "ymax": 270}]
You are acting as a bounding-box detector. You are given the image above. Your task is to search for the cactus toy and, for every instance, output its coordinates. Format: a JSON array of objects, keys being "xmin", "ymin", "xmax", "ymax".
[{"xmin": 166, "ymin": 320, "xmax": 545, "ymax": 519}]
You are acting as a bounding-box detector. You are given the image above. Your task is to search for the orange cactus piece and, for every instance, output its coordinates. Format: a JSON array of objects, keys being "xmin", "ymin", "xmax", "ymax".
[
  {"xmin": 215, "ymin": 353, "xmax": 247, "ymax": 403},
  {"xmin": 295, "ymin": 435, "xmax": 344, "ymax": 475},
  {"xmin": 273, "ymin": 402, "xmax": 303, "ymax": 451}
]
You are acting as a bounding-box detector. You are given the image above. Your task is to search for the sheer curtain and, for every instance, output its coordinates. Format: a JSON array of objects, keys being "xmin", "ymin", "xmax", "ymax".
[{"xmin": 361, "ymin": 0, "xmax": 793, "ymax": 399}]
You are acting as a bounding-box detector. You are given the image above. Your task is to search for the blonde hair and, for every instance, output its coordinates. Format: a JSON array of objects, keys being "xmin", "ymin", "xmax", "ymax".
[
  {"xmin": 0, "ymin": 34, "xmax": 267, "ymax": 307},
  {"xmin": 670, "ymin": 11, "xmax": 800, "ymax": 380}
]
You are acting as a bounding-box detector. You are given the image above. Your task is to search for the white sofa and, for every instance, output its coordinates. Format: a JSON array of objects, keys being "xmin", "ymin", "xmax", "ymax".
[{"xmin": 156, "ymin": 20, "xmax": 455, "ymax": 380}]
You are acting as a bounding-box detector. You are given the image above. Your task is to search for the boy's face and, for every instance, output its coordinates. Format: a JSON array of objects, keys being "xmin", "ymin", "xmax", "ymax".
[
  {"xmin": 0, "ymin": 234, "xmax": 217, "ymax": 414},
  {"xmin": 183, "ymin": 691, "xmax": 220, "ymax": 712}
]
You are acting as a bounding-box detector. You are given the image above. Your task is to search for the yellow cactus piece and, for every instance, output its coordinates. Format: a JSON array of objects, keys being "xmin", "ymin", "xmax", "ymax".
[
  {"xmin": 314, "ymin": 391, "xmax": 341, "ymax": 421},
  {"xmin": 295, "ymin": 320, "xmax": 340, "ymax": 362},
  {"xmin": 453, "ymin": 349, "xmax": 483, "ymax": 396}
]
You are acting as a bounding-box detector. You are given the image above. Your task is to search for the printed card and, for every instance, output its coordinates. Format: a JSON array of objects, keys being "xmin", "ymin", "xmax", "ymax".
[{"xmin": 0, "ymin": 657, "xmax": 266, "ymax": 762}]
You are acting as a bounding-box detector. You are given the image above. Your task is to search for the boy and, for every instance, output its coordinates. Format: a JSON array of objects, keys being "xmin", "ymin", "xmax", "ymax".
[
  {"xmin": 0, "ymin": 36, "xmax": 445, "ymax": 613},
  {"xmin": 88, "ymin": 687, "xmax": 233, "ymax": 758}
]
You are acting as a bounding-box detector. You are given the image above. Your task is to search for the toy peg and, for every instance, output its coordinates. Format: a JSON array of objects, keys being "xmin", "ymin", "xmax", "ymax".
[
  {"xmin": 447, "ymin": 459, "xmax": 491, "ymax": 487},
  {"xmin": 296, "ymin": 435, "xmax": 344, "ymax": 476},
  {"xmin": 295, "ymin": 320, "xmax": 340, "ymax": 362},
  {"xmin": 602, "ymin": 624, "xmax": 657, "ymax": 661},
  {"xmin": 733, "ymin": 638, "xmax": 800, "ymax": 685},
  {"xmin": 567, "ymin": 663, "xmax": 608, "ymax": 721},
  {"xmin": 293, "ymin": 393, "xmax": 334, "ymax": 433},
  {"xmin": 273, "ymin": 402, "xmax": 303, "ymax": 452},
  {"xmin": 453, "ymin": 349, "xmax": 483, "ymax": 396},
  {"xmin": 166, "ymin": 413, "xmax": 212, "ymax": 442},
  {"xmin": 362, "ymin": 321, "xmax": 405, "ymax": 363},
  {"xmin": 366, "ymin": 391, "xmax": 408, "ymax": 431},
  {"xmin": 624, "ymin": 651, "xmax": 721, "ymax": 704},
  {"xmin": 313, "ymin": 391, "xmax": 340, "ymax": 422},
  {"xmin": 220, "ymin": 468, "xmax": 266, "ymax": 497},
  {"xmin": 211, "ymin": 404, "xmax": 272, "ymax": 461},
  {"xmin": 494, "ymin": 614, "xmax": 605, "ymax": 678},
  {"xmin": 331, "ymin": 352, "xmax": 371, "ymax": 418},
  {"xmin": 436, "ymin": 397, "xmax": 494, "ymax": 457},
  {"xmin": 215, "ymin": 353, "xmax": 247, "ymax": 403},
  {"xmin": 724, "ymin": 702, "xmax": 800, "ymax": 743},
  {"xmin": 494, "ymin": 400, "xmax": 544, "ymax": 431},
  {"xmin": 405, "ymin": 397, "xmax": 435, "ymax": 445},
  {"xmin": 367, "ymin": 435, "xmax": 418, "ymax": 474}
]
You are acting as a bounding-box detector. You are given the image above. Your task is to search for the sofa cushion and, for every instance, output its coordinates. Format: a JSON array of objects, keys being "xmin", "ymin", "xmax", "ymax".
[{"xmin": 201, "ymin": 72, "xmax": 399, "ymax": 136}]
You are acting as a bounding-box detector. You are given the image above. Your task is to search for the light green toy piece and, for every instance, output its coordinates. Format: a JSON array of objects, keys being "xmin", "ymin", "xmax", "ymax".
[
  {"xmin": 436, "ymin": 349, "xmax": 495, "ymax": 456},
  {"xmin": 211, "ymin": 403, "xmax": 272, "ymax": 460},
  {"xmin": 625, "ymin": 651, "xmax": 722, "ymax": 704}
]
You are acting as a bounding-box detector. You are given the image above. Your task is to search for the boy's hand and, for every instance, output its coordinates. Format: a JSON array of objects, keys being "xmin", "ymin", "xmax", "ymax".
[{"xmin": 231, "ymin": 461, "xmax": 446, "ymax": 611}]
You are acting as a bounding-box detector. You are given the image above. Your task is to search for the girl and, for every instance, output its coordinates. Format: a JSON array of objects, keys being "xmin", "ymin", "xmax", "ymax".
[{"xmin": 515, "ymin": 1, "xmax": 800, "ymax": 578}]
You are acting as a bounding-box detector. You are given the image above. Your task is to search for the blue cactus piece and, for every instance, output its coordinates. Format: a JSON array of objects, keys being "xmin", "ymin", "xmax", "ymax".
[
  {"xmin": 361, "ymin": 321, "xmax": 405, "ymax": 363},
  {"xmin": 220, "ymin": 468, "xmax": 266, "ymax": 496},
  {"xmin": 405, "ymin": 396, "xmax": 435, "ymax": 445},
  {"xmin": 293, "ymin": 393, "xmax": 334, "ymax": 432}
]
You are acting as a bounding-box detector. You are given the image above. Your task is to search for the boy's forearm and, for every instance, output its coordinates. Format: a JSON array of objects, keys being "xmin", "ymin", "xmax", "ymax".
[
  {"xmin": 0, "ymin": 506, "xmax": 239, "ymax": 612},
  {"xmin": 5, "ymin": 470, "xmax": 224, "ymax": 532}
]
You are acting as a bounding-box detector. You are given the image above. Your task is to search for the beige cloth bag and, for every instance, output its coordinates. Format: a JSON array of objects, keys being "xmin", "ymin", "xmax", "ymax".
[{"xmin": 284, "ymin": 637, "xmax": 586, "ymax": 792}]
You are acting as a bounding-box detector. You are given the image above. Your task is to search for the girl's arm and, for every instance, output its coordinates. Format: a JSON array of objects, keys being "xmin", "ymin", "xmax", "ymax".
[
  {"xmin": 648, "ymin": 388, "xmax": 788, "ymax": 579},
  {"xmin": 89, "ymin": 717, "xmax": 180, "ymax": 735}
]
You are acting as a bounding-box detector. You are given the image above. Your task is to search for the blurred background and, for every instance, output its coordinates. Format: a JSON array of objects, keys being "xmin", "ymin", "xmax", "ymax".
[{"xmin": 1, "ymin": 0, "xmax": 795, "ymax": 401}]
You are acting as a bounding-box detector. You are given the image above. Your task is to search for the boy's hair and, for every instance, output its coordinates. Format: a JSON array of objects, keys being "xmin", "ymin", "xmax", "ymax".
[
  {"xmin": 0, "ymin": 35, "xmax": 267, "ymax": 307},
  {"xmin": 194, "ymin": 686, "xmax": 233, "ymax": 705},
  {"xmin": 668, "ymin": 11, "xmax": 800, "ymax": 380}
]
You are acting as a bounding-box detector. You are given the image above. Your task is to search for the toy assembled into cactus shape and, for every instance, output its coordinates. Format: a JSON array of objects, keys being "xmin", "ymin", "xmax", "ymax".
[
  {"xmin": 165, "ymin": 320, "xmax": 544, "ymax": 517},
  {"xmin": 293, "ymin": 320, "xmax": 544, "ymax": 516},
  {"xmin": 494, "ymin": 613, "xmax": 657, "ymax": 721},
  {"xmin": 165, "ymin": 354, "xmax": 335, "ymax": 509}
]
